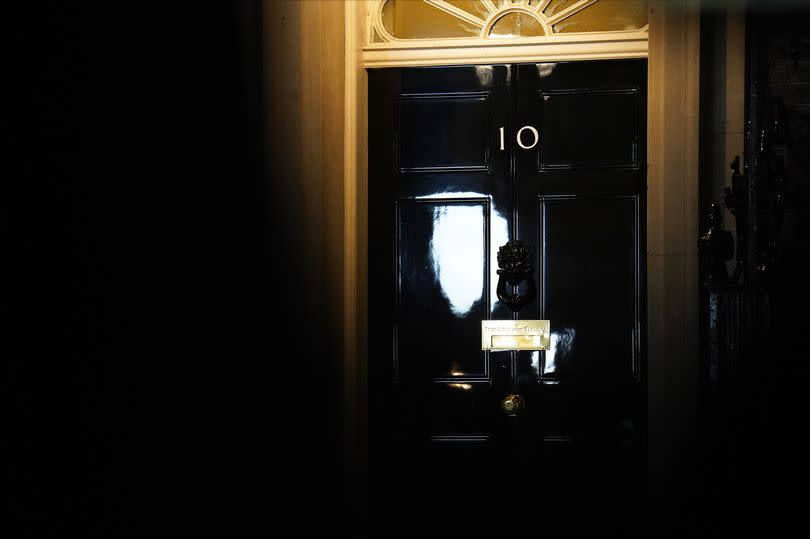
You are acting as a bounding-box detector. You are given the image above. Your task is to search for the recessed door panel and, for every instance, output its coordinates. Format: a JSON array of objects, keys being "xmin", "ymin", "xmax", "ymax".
[
  {"xmin": 539, "ymin": 89, "xmax": 639, "ymax": 169},
  {"xmin": 398, "ymin": 94, "xmax": 490, "ymax": 172},
  {"xmin": 538, "ymin": 196, "xmax": 640, "ymax": 381},
  {"xmin": 396, "ymin": 199, "xmax": 489, "ymax": 380}
]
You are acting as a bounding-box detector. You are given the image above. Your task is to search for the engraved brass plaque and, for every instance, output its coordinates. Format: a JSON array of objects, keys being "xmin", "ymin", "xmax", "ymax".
[{"xmin": 481, "ymin": 320, "xmax": 550, "ymax": 351}]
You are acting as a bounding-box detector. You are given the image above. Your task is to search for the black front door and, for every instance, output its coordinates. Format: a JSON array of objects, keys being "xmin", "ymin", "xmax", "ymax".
[{"xmin": 369, "ymin": 60, "xmax": 647, "ymax": 534}]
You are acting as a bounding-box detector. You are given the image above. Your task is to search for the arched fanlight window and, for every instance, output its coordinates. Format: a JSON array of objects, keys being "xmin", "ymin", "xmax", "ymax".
[{"xmin": 373, "ymin": 0, "xmax": 648, "ymax": 42}]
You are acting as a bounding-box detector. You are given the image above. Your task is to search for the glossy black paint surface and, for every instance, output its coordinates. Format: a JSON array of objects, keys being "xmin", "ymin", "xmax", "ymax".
[
  {"xmin": 398, "ymin": 94, "xmax": 490, "ymax": 172},
  {"xmin": 540, "ymin": 89, "xmax": 639, "ymax": 169},
  {"xmin": 397, "ymin": 199, "xmax": 489, "ymax": 380},
  {"xmin": 538, "ymin": 196, "xmax": 639, "ymax": 380},
  {"xmin": 369, "ymin": 60, "xmax": 647, "ymax": 532}
]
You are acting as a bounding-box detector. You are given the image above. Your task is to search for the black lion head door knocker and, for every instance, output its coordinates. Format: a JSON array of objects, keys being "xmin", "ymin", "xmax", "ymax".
[{"xmin": 496, "ymin": 240, "xmax": 536, "ymax": 312}]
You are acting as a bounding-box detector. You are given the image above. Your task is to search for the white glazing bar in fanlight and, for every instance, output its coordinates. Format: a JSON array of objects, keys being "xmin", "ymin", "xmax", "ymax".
[
  {"xmin": 534, "ymin": 0, "xmax": 553, "ymax": 15},
  {"xmin": 424, "ymin": 0, "xmax": 487, "ymax": 28},
  {"xmin": 482, "ymin": 0, "xmax": 498, "ymax": 15},
  {"xmin": 546, "ymin": 0, "xmax": 598, "ymax": 25}
]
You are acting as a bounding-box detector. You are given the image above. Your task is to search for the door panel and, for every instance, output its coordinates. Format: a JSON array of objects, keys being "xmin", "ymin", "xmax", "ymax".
[
  {"xmin": 538, "ymin": 195, "xmax": 639, "ymax": 381},
  {"xmin": 396, "ymin": 199, "xmax": 489, "ymax": 381},
  {"xmin": 369, "ymin": 59, "xmax": 647, "ymax": 530},
  {"xmin": 539, "ymin": 89, "xmax": 640, "ymax": 169},
  {"xmin": 398, "ymin": 94, "xmax": 491, "ymax": 172}
]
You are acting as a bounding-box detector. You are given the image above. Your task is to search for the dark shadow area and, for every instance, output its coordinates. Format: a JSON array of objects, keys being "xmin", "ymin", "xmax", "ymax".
[
  {"xmin": 8, "ymin": 2, "xmax": 340, "ymax": 536},
  {"xmin": 697, "ymin": 3, "xmax": 810, "ymax": 535}
]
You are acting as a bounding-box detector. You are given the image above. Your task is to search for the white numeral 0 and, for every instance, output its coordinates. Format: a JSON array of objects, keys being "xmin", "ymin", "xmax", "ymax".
[{"xmin": 516, "ymin": 125, "xmax": 539, "ymax": 150}]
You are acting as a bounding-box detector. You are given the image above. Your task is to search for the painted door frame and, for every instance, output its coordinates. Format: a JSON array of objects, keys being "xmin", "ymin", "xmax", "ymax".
[{"xmin": 343, "ymin": 0, "xmax": 701, "ymax": 515}]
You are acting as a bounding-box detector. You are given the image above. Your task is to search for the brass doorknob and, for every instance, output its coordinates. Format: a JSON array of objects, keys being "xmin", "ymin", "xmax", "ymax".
[{"xmin": 502, "ymin": 394, "xmax": 525, "ymax": 416}]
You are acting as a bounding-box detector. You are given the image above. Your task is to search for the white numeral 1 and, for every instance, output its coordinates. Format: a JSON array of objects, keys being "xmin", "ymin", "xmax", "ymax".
[{"xmin": 499, "ymin": 126, "xmax": 505, "ymax": 151}]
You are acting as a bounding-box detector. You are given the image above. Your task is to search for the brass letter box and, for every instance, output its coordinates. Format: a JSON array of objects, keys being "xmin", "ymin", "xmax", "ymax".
[{"xmin": 481, "ymin": 320, "xmax": 550, "ymax": 351}]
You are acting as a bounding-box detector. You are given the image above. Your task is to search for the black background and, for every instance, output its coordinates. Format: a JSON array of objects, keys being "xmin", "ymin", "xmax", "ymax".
[{"xmin": 8, "ymin": 3, "xmax": 339, "ymax": 536}]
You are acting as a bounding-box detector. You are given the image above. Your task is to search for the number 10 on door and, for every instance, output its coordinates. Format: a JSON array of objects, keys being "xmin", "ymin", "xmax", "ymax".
[{"xmin": 499, "ymin": 126, "xmax": 539, "ymax": 150}]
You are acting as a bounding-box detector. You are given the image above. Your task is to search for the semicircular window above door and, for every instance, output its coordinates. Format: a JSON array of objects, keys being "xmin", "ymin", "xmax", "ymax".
[{"xmin": 374, "ymin": 0, "xmax": 648, "ymax": 42}]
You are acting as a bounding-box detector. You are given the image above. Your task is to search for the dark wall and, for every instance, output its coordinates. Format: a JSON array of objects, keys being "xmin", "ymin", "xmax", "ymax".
[
  {"xmin": 697, "ymin": 4, "xmax": 810, "ymax": 535},
  {"xmin": 9, "ymin": 3, "xmax": 340, "ymax": 536},
  {"xmin": 738, "ymin": 7, "xmax": 810, "ymax": 528}
]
